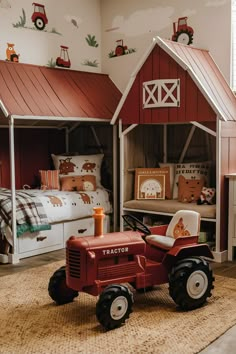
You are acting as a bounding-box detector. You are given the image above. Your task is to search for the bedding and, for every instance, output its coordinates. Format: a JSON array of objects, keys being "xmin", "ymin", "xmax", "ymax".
[
  {"xmin": 24, "ymin": 188, "xmax": 112, "ymax": 223},
  {"xmin": 0, "ymin": 189, "xmax": 50, "ymax": 237},
  {"xmin": 0, "ymin": 187, "xmax": 112, "ymax": 237}
]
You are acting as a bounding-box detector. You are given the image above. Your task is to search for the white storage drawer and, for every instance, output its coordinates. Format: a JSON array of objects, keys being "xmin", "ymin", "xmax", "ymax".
[
  {"xmin": 18, "ymin": 223, "xmax": 63, "ymax": 254},
  {"xmin": 63, "ymin": 215, "xmax": 110, "ymax": 244}
]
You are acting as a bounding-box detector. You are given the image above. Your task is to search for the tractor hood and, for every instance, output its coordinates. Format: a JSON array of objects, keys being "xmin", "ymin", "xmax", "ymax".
[{"xmin": 67, "ymin": 230, "xmax": 146, "ymax": 257}]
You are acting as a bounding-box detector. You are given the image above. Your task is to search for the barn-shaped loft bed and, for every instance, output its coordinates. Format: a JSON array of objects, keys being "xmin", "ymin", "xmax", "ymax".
[
  {"xmin": 111, "ymin": 36, "xmax": 236, "ymax": 263},
  {"xmin": 0, "ymin": 60, "xmax": 121, "ymax": 264}
]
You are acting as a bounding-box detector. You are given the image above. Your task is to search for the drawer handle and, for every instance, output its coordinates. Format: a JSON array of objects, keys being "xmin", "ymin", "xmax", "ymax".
[
  {"xmin": 36, "ymin": 236, "xmax": 47, "ymax": 242},
  {"xmin": 78, "ymin": 228, "xmax": 87, "ymax": 234}
]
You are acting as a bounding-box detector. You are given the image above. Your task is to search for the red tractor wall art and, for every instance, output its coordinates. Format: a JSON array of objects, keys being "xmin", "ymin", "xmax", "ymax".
[
  {"xmin": 109, "ymin": 39, "xmax": 136, "ymax": 58},
  {"xmin": 115, "ymin": 39, "xmax": 128, "ymax": 56},
  {"xmin": 172, "ymin": 17, "xmax": 194, "ymax": 45},
  {"xmin": 56, "ymin": 45, "xmax": 71, "ymax": 68},
  {"xmin": 31, "ymin": 2, "xmax": 48, "ymax": 30}
]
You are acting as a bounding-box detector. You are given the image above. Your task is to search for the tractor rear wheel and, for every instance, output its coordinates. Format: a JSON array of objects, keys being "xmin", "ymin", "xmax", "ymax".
[
  {"xmin": 115, "ymin": 45, "xmax": 125, "ymax": 56},
  {"xmin": 34, "ymin": 17, "xmax": 46, "ymax": 30},
  {"xmin": 96, "ymin": 284, "xmax": 133, "ymax": 330},
  {"xmin": 48, "ymin": 266, "xmax": 79, "ymax": 305},
  {"xmin": 169, "ymin": 257, "xmax": 214, "ymax": 310},
  {"xmin": 174, "ymin": 30, "xmax": 193, "ymax": 45}
]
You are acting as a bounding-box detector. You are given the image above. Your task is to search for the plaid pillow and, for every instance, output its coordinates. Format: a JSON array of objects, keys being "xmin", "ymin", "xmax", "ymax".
[{"xmin": 39, "ymin": 170, "xmax": 60, "ymax": 190}]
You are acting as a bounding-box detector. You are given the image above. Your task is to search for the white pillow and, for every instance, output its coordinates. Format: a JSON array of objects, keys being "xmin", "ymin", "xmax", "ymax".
[
  {"xmin": 172, "ymin": 161, "xmax": 211, "ymax": 199},
  {"xmin": 159, "ymin": 163, "xmax": 176, "ymax": 199},
  {"xmin": 51, "ymin": 153, "xmax": 104, "ymax": 188}
]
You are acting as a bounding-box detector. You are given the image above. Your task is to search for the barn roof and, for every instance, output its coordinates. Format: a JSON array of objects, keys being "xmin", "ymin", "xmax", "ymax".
[
  {"xmin": 111, "ymin": 37, "xmax": 236, "ymax": 125},
  {"xmin": 0, "ymin": 60, "xmax": 121, "ymax": 128}
]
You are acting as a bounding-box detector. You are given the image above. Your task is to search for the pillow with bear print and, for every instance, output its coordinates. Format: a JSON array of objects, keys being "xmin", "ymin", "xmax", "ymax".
[
  {"xmin": 173, "ymin": 161, "xmax": 211, "ymax": 199},
  {"xmin": 51, "ymin": 154, "xmax": 104, "ymax": 188},
  {"xmin": 60, "ymin": 175, "xmax": 96, "ymax": 192},
  {"xmin": 178, "ymin": 175, "xmax": 205, "ymax": 203}
]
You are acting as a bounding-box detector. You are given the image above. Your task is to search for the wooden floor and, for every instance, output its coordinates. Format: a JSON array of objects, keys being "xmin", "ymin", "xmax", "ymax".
[
  {"xmin": 1, "ymin": 249, "xmax": 236, "ymax": 278},
  {"xmin": 0, "ymin": 249, "xmax": 65, "ymax": 277}
]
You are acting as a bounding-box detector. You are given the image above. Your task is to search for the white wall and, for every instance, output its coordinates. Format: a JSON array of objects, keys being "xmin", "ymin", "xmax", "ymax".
[
  {"xmin": 0, "ymin": 0, "xmax": 232, "ymax": 89},
  {"xmin": 0, "ymin": 0, "xmax": 101, "ymax": 72},
  {"xmin": 101, "ymin": 0, "xmax": 232, "ymax": 92}
]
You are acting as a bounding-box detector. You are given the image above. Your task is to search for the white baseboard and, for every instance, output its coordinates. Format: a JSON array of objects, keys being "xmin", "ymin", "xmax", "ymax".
[{"xmin": 8, "ymin": 253, "xmax": 20, "ymax": 264}]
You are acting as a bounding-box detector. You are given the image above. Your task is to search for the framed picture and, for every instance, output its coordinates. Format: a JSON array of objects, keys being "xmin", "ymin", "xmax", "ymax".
[{"xmin": 135, "ymin": 168, "xmax": 167, "ymax": 200}]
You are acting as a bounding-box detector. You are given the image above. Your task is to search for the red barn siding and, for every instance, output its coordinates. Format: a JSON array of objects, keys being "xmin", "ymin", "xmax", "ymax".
[{"xmin": 119, "ymin": 45, "xmax": 216, "ymax": 125}]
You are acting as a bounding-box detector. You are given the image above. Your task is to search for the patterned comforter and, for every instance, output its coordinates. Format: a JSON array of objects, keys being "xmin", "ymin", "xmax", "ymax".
[
  {"xmin": 0, "ymin": 189, "xmax": 50, "ymax": 236},
  {"xmin": 0, "ymin": 188, "xmax": 112, "ymax": 236}
]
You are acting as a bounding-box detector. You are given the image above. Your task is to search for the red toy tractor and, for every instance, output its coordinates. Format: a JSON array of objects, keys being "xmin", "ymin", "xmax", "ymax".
[
  {"xmin": 172, "ymin": 17, "xmax": 194, "ymax": 45},
  {"xmin": 48, "ymin": 210, "xmax": 214, "ymax": 330},
  {"xmin": 31, "ymin": 2, "xmax": 48, "ymax": 30}
]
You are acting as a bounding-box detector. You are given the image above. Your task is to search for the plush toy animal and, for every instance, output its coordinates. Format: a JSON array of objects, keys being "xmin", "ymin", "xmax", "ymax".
[{"xmin": 197, "ymin": 187, "xmax": 216, "ymax": 205}]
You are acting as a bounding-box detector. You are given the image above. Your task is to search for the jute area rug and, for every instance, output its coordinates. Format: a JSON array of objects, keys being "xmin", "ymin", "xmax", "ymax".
[{"xmin": 1, "ymin": 261, "xmax": 236, "ymax": 354}]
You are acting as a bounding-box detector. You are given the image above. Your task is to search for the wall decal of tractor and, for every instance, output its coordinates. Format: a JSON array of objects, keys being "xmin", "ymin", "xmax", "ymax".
[
  {"xmin": 56, "ymin": 45, "xmax": 71, "ymax": 68},
  {"xmin": 115, "ymin": 39, "xmax": 128, "ymax": 56},
  {"xmin": 108, "ymin": 39, "xmax": 136, "ymax": 58},
  {"xmin": 172, "ymin": 17, "xmax": 194, "ymax": 45},
  {"xmin": 31, "ymin": 2, "xmax": 48, "ymax": 30}
]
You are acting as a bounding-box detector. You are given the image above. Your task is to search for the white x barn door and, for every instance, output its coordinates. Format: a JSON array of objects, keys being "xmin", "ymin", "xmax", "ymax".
[{"xmin": 143, "ymin": 79, "xmax": 180, "ymax": 108}]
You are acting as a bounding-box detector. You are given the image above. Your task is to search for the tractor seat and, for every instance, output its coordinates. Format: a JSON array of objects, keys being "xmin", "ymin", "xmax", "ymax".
[
  {"xmin": 145, "ymin": 210, "xmax": 200, "ymax": 250},
  {"xmin": 146, "ymin": 234, "xmax": 175, "ymax": 250}
]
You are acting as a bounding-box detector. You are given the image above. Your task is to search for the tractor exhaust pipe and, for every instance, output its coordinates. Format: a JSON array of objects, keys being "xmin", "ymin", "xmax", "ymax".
[{"xmin": 93, "ymin": 207, "xmax": 105, "ymax": 237}]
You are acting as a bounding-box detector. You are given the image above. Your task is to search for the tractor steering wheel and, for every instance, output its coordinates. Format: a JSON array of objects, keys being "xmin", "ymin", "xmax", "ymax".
[{"xmin": 122, "ymin": 215, "xmax": 151, "ymax": 235}]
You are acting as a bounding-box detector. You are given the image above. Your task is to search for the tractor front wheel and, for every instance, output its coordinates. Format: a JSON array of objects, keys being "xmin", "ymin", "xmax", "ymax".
[
  {"xmin": 169, "ymin": 257, "xmax": 214, "ymax": 311},
  {"xmin": 34, "ymin": 17, "xmax": 46, "ymax": 30},
  {"xmin": 48, "ymin": 266, "xmax": 79, "ymax": 305},
  {"xmin": 96, "ymin": 284, "xmax": 133, "ymax": 330}
]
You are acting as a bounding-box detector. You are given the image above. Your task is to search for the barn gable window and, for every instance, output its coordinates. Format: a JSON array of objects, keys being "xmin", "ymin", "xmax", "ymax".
[{"xmin": 142, "ymin": 79, "xmax": 180, "ymax": 108}]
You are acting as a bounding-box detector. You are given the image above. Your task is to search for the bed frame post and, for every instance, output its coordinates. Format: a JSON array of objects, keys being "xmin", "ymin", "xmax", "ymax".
[
  {"xmin": 119, "ymin": 122, "xmax": 138, "ymax": 231},
  {"xmin": 9, "ymin": 115, "xmax": 19, "ymax": 264},
  {"xmin": 113, "ymin": 124, "xmax": 118, "ymax": 231},
  {"xmin": 119, "ymin": 119, "xmax": 124, "ymax": 231},
  {"xmin": 215, "ymin": 117, "xmax": 221, "ymax": 255}
]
